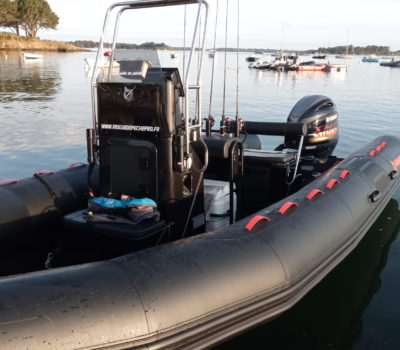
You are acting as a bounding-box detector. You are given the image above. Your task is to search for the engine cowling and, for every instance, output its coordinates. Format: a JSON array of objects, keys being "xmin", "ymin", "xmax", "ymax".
[{"xmin": 284, "ymin": 95, "xmax": 338, "ymax": 159}]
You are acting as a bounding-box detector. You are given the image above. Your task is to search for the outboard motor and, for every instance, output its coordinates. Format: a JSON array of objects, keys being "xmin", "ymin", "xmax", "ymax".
[{"xmin": 284, "ymin": 95, "xmax": 338, "ymax": 160}]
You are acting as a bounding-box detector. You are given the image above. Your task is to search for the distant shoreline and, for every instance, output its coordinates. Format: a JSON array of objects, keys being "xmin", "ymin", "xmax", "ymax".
[{"xmin": 0, "ymin": 33, "xmax": 88, "ymax": 52}]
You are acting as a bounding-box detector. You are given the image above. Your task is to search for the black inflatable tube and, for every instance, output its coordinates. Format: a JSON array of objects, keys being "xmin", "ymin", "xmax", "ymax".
[
  {"xmin": 239, "ymin": 121, "xmax": 307, "ymax": 137},
  {"xmin": 0, "ymin": 137, "xmax": 400, "ymax": 350},
  {"xmin": 0, "ymin": 165, "xmax": 97, "ymax": 247}
]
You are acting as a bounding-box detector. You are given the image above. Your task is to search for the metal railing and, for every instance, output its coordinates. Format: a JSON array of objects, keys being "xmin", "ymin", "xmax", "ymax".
[{"xmin": 90, "ymin": 0, "xmax": 209, "ymax": 158}]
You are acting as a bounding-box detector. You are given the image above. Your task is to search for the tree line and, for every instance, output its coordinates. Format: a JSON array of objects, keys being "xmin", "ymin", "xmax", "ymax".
[
  {"xmin": 70, "ymin": 41, "xmax": 398, "ymax": 55},
  {"xmin": 0, "ymin": 0, "xmax": 58, "ymax": 38},
  {"xmin": 315, "ymin": 45, "xmax": 391, "ymax": 55},
  {"xmin": 67, "ymin": 40, "xmax": 172, "ymax": 50}
]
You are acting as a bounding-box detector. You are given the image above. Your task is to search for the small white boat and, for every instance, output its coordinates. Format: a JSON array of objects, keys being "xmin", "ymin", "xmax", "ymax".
[
  {"xmin": 83, "ymin": 57, "xmax": 120, "ymax": 79},
  {"xmin": 323, "ymin": 63, "xmax": 348, "ymax": 72},
  {"xmin": 335, "ymin": 54, "xmax": 354, "ymax": 59},
  {"xmin": 84, "ymin": 57, "xmax": 120, "ymax": 73},
  {"xmin": 336, "ymin": 28, "xmax": 355, "ymax": 59},
  {"xmin": 22, "ymin": 52, "xmax": 43, "ymax": 60}
]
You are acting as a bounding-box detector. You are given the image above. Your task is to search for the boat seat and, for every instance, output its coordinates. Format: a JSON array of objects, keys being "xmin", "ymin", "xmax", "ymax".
[
  {"xmin": 243, "ymin": 149, "xmax": 296, "ymax": 165},
  {"xmin": 198, "ymin": 135, "xmax": 243, "ymax": 181},
  {"xmin": 200, "ymin": 134, "xmax": 260, "ymax": 159},
  {"xmin": 63, "ymin": 209, "xmax": 172, "ymax": 241},
  {"xmin": 242, "ymin": 149, "xmax": 296, "ymax": 214},
  {"xmin": 203, "ymin": 135, "xmax": 240, "ymax": 159}
]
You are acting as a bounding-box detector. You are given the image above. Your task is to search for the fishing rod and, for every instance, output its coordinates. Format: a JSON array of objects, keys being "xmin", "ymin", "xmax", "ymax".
[
  {"xmin": 220, "ymin": 0, "xmax": 229, "ymax": 135},
  {"xmin": 207, "ymin": 0, "xmax": 218, "ymax": 117},
  {"xmin": 235, "ymin": 0, "xmax": 240, "ymax": 137}
]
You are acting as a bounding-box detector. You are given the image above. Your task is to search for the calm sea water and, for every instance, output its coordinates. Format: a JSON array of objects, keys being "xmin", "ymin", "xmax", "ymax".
[{"xmin": 1, "ymin": 50, "xmax": 400, "ymax": 349}]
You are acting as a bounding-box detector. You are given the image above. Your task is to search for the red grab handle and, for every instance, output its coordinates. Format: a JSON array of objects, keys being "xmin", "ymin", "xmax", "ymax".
[
  {"xmin": 381, "ymin": 141, "xmax": 388, "ymax": 148},
  {"xmin": 339, "ymin": 170, "xmax": 351, "ymax": 179},
  {"xmin": 33, "ymin": 170, "xmax": 55, "ymax": 176},
  {"xmin": 68, "ymin": 162, "xmax": 85, "ymax": 169},
  {"xmin": 245, "ymin": 215, "xmax": 271, "ymax": 231},
  {"xmin": 278, "ymin": 201, "xmax": 299, "ymax": 214},
  {"xmin": 369, "ymin": 150, "xmax": 377, "ymax": 157},
  {"xmin": 0, "ymin": 179, "xmax": 19, "ymax": 186},
  {"xmin": 306, "ymin": 189, "xmax": 324, "ymax": 200},
  {"xmin": 326, "ymin": 179, "xmax": 339, "ymax": 189}
]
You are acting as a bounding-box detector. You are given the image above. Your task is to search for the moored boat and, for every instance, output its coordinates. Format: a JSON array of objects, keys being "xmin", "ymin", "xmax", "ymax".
[
  {"xmin": 22, "ymin": 52, "xmax": 43, "ymax": 60},
  {"xmin": 380, "ymin": 59, "xmax": 400, "ymax": 67},
  {"xmin": 297, "ymin": 63, "xmax": 326, "ymax": 71},
  {"xmin": 312, "ymin": 52, "xmax": 326, "ymax": 59},
  {"xmin": 323, "ymin": 63, "xmax": 348, "ymax": 72},
  {"xmin": 335, "ymin": 29, "xmax": 355, "ymax": 59},
  {"xmin": 362, "ymin": 55, "xmax": 379, "ymax": 62},
  {"xmin": 83, "ymin": 56, "xmax": 120, "ymax": 75},
  {"xmin": 1, "ymin": 1, "xmax": 400, "ymax": 349},
  {"xmin": 335, "ymin": 54, "xmax": 354, "ymax": 59},
  {"xmin": 245, "ymin": 54, "xmax": 257, "ymax": 62}
]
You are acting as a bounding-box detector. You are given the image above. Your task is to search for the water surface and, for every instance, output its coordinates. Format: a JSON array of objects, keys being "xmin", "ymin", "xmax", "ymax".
[{"xmin": 1, "ymin": 50, "xmax": 400, "ymax": 349}]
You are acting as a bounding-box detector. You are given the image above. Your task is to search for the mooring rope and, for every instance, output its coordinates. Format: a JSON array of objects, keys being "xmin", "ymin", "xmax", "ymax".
[{"xmin": 208, "ymin": 0, "xmax": 219, "ymax": 117}]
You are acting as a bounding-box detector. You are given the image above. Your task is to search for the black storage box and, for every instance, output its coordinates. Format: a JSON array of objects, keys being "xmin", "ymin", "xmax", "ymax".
[{"xmin": 242, "ymin": 150, "xmax": 296, "ymax": 213}]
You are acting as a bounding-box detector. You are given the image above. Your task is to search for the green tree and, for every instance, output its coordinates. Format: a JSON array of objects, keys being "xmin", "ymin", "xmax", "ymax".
[
  {"xmin": 17, "ymin": 0, "xmax": 59, "ymax": 38},
  {"xmin": 0, "ymin": 0, "xmax": 20, "ymax": 35}
]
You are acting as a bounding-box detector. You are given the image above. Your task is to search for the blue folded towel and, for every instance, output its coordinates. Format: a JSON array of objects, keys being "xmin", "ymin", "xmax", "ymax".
[{"xmin": 89, "ymin": 197, "xmax": 157, "ymax": 209}]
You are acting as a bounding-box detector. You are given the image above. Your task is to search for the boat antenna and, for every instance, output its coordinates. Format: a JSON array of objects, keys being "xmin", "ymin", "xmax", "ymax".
[
  {"xmin": 221, "ymin": 0, "xmax": 229, "ymax": 132},
  {"xmin": 208, "ymin": 0, "xmax": 219, "ymax": 117},
  {"xmin": 234, "ymin": 0, "xmax": 240, "ymax": 137}
]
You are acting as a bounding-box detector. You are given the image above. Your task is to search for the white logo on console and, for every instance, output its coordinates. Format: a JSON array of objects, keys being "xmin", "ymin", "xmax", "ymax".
[
  {"xmin": 101, "ymin": 124, "xmax": 160, "ymax": 132},
  {"xmin": 123, "ymin": 86, "xmax": 136, "ymax": 102}
]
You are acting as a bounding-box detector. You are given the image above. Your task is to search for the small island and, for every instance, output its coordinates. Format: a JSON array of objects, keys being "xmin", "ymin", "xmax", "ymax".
[
  {"xmin": 0, "ymin": 0, "xmax": 83, "ymax": 52},
  {"xmin": 0, "ymin": 32, "xmax": 84, "ymax": 52}
]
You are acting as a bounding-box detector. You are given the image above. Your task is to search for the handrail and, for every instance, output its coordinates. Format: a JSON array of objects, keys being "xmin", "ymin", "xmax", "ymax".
[
  {"xmin": 91, "ymin": 0, "xmax": 209, "ymax": 170},
  {"xmin": 184, "ymin": 1, "xmax": 207, "ymax": 156},
  {"xmin": 108, "ymin": 6, "xmax": 128, "ymax": 81},
  {"xmin": 0, "ymin": 179, "xmax": 20, "ymax": 186}
]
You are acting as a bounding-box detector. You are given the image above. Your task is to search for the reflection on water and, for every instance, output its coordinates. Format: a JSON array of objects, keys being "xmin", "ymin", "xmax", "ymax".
[
  {"xmin": 0, "ymin": 52, "xmax": 60, "ymax": 102},
  {"xmin": 214, "ymin": 199, "xmax": 400, "ymax": 350},
  {"xmin": 0, "ymin": 52, "xmax": 92, "ymax": 173}
]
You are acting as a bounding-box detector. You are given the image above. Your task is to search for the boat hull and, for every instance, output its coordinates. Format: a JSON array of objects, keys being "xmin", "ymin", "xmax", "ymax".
[
  {"xmin": 0, "ymin": 136, "xmax": 400, "ymax": 349},
  {"xmin": 298, "ymin": 64, "xmax": 326, "ymax": 71},
  {"xmin": 23, "ymin": 53, "xmax": 43, "ymax": 60},
  {"xmin": 362, "ymin": 58, "xmax": 379, "ymax": 62},
  {"xmin": 380, "ymin": 60, "xmax": 400, "ymax": 67},
  {"xmin": 0, "ymin": 164, "xmax": 97, "ymax": 248},
  {"xmin": 323, "ymin": 63, "xmax": 348, "ymax": 72},
  {"xmin": 335, "ymin": 54, "xmax": 354, "ymax": 59}
]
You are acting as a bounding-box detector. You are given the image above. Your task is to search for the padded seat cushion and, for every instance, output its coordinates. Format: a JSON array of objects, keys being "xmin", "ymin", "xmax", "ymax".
[
  {"xmin": 64, "ymin": 209, "xmax": 171, "ymax": 240},
  {"xmin": 203, "ymin": 135, "xmax": 240, "ymax": 159}
]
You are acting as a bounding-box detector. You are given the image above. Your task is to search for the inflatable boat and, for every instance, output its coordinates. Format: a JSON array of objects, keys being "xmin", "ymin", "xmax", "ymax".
[{"xmin": 1, "ymin": 1, "xmax": 400, "ymax": 349}]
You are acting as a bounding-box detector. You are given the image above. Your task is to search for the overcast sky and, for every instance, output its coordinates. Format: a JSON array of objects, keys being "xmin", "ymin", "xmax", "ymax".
[{"xmin": 41, "ymin": 0, "xmax": 400, "ymax": 51}]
